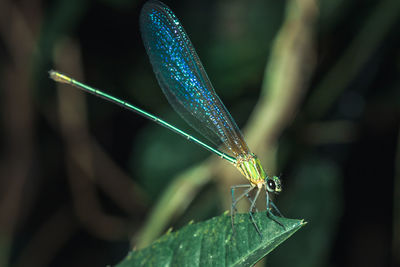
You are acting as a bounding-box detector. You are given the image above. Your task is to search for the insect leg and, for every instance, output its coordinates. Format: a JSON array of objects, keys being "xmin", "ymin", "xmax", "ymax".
[
  {"xmin": 231, "ymin": 184, "xmax": 253, "ymax": 234},
  {"xmin": 266, "ymin": 190, "xmax": 285, "ymax": 229},
  {"xmin": 248, "ymin": 187, "xmax": 262, "ymax": 237}
]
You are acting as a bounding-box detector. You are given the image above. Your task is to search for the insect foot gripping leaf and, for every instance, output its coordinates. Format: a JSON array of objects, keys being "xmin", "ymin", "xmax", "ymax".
[{"xmin": 116, "ymin": 212, "xmax": 305, "ymax": 267}]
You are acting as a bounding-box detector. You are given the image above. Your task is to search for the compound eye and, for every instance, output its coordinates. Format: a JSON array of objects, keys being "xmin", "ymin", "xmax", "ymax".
[{"xmin": 267, "ymin": 179, "xmax": 276, "ymax": 191}]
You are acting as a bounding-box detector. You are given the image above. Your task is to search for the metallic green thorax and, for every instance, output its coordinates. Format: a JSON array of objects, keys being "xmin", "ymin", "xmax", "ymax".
[{"xmin": 236, "ymin": 153, "xmax": 266, "ymax": 187}]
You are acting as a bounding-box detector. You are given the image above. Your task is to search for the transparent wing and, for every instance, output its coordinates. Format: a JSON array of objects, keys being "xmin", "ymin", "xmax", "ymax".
[{"xmin": 140, "ymin": 0, "xmax": 250, "ymax": 157}]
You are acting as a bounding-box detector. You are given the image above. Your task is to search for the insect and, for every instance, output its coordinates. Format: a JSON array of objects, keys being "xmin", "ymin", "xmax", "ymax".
[{"xmin": 50, "ymin": 0, "xmax": 283, "ymax": 235}]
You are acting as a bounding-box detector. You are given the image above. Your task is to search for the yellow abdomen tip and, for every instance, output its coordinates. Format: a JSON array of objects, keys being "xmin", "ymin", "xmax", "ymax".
[{"xmin": 49, "ymin": 70, "xmax": 72, "ymax": 84}]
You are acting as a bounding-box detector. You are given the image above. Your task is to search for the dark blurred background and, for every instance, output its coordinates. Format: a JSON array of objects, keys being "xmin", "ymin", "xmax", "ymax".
[{"xmin": 0, "ymin": 0, "xmax": 399, "ymax": 266}]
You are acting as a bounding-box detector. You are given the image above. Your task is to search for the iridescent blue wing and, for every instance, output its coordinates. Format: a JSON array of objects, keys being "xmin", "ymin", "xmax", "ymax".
[{"xmin": 140, "ymin": 0, "xmax": 250, "ymax": 157}]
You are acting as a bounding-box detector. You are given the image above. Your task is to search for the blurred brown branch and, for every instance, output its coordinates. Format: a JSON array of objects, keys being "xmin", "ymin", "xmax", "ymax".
[
  {"xmin": 305, "ymin": 0, "xmax": 400, "ymax": 118},
  {"xmin": 0, "ymin": 1, "xmax": 39, "ymax": 266},
  {"xmin": 53, "ymin": 39, "xmax": 148, "ymax": 240},
  {"xmin": 13, "ymin": 206, "xmax": 77, "ymax": 267},
  {"xmin": 0, "ymin": 0, "xmax": 149, "ymax": 261}
]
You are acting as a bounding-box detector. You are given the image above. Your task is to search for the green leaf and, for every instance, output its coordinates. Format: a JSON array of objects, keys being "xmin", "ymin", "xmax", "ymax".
[{"xmin": 117, "ymin": 212, "xmax": 305, "ymax": 267}]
